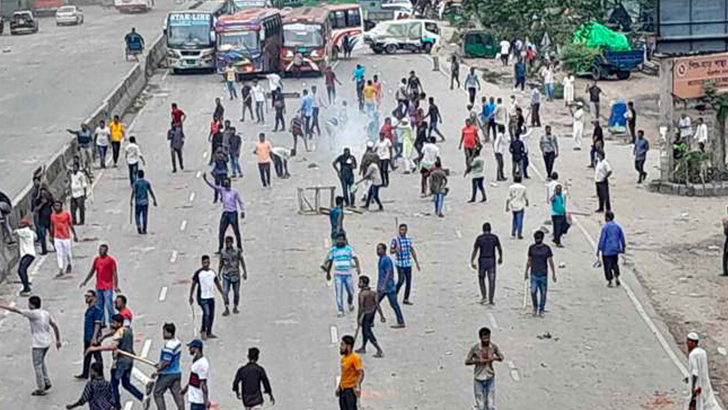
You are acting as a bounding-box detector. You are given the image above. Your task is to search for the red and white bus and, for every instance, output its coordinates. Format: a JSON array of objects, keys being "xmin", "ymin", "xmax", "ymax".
[
  {"xmin": 326, "ymin": 4, "xmax": 363, "ymax": 57},
  {"xmin": 32, "ymin": 0, "xmax": 65, "ymax": 16},
  {"xmin": 280, "ymin": 7, "xmax": 331, "ymax": 75},
  {"xmin": 215, "ymin": 8, "xmax": 283, "ymax": 75}
]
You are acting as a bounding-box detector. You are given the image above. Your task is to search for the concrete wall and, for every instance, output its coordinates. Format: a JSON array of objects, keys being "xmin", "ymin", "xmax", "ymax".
[{"xmin": 0, "ymin": 35, "xmax": 167, "ymax": 284}]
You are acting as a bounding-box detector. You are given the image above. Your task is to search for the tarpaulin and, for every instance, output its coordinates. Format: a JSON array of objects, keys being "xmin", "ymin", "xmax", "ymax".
[{"xmin": 572, "ymin": 22, "xmax": 631, "ymax": 51}]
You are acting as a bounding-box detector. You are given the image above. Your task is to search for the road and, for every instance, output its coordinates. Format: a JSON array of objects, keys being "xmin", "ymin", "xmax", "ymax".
[
  {"xmin": 0, "ymin": 51, "xmax": 689, "ymax": 410},
  {"xmin": 0, "ymin": 1, "xmax": 184, "ymax": 198}
]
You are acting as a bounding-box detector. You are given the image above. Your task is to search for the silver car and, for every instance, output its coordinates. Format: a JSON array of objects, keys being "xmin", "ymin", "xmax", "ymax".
[{"xmin": 55, "ymin": 6, "xmax": 84, "ymax": 26}]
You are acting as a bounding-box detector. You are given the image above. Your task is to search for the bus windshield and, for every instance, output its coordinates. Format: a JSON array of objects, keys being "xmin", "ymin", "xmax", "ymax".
[
  {"xmin": 283, "ymin": 23, "xmax": 323, "ymax": 47},
  {"xmin": 218, "ymin": 31, "xmax": 258, "ymax": 51},
  {"xmin": 168, "ymin": 24, "xmax": 213, "ymax": 48}
]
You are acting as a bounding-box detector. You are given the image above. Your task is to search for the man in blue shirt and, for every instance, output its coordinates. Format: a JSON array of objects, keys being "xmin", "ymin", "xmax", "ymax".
[
  {"xmin": 329, "ymin": 196, "xmax": 345, "ymax": 240},
  {"xmin": 129, "ymin": 170, "xmax": 158, "ymax": 235},
  {"xmin": 352, "ymin": 64, "xmax": 365, "ymax": 112},
  {"xmin": 376, "ymin": 243, "xmax": 405, "ymax": 328},
  {"xmin": 77, "ymin": 290, "xmax": 103, "ymax": 380},
  {"xmin": 299, "ymin": 89, "xmax": 314, "ymax": 138},
  {"xmin": 597, "ymin": 211, "xmax": 626, "ymax": 287},
  {"xmin": 390, "ymin": 224, "xmax": 421, "ymax": 305},
  {"xmin": 152, "ymin": 323, "xmax": 184, "ymax": 410}
]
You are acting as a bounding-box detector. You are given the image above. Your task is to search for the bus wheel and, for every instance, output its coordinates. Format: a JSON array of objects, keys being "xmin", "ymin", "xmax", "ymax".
[{"xmin": 385, "ymin": 44, "xmax": 398, "ymax": 54}]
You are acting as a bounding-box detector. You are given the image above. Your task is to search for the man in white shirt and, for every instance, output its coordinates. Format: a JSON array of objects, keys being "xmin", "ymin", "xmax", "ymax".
[
  {"xmin": 594, "ymin": 151, "xmax": 612, "ymax": 213},
  {"xmin": 271, "ymin": 146, "xmax": 292, "ymax": 179},
  {"xmin": 266, "ymin": 73, "xmax": 282, "ymax": 96},
  {"xmin": 252, "ymin": 80, "xmax": 266, "ymax": 124},
  {"xmin": 420, "ymin": 136, "xmax": 440, "ymax": 195},
  {"xmin": 505, "ymin": 175, "xmax": 528, "ymax": 239},
  {"xmin": 678, "ymin": 114, "xmax": 692, "ymax": 142},
  {"xmin": 493, "ymin": 125, "xmax": 508, "ymax": 181},
  {"xmin": 124, "ymin": 136, "xmax": 145, "ymax": 187},
  {"xmin": 182, "ymin": 339, "xmax": 210, "ymax": 410},
  {"xmin": 499, "ymin": 39, "xmax": 510, "ymax": 66},
  {"xmin": 694, "ymin": 117, "xmax": 708, "ymax": 152},
  {"xmin": 686, "ymin": 332, "xmax": 723, "ymax": 410},
  {"xmin": 374, "ymin": 133, "xmax": 393, "ymax": 187},
  {"xmin": 69, "ymin": 163, "xmax": 89, "ymax": 226},
  {"xmin": 571, "ymin": 102, "xmax": 584, "ymax": 150},
  {"xmin": 189, "ymin": 255, "xmax": 224, "ymax": 340},
  {"xmin": 14, "ymin": 218, "xmax": 37, "ymax": 295},
  {"xmin": 0, "ymin": 296, "xmax": 62, "ymax": 396},
  {"xmin": 94, "ymin": 120, "xmax": 111, "ymax": 169}
]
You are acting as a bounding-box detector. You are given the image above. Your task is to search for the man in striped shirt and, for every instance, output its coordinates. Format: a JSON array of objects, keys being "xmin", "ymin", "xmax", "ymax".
[
  {"xmin": 322, "ymin": 233, "xmax": 361, "ymax": 317},
  {"xmin": 390, "ymin": 224, "xmax": 421, "ymax": 305},
  {"xmin": 152, "ymin": 323, "xmax": 184, "ymax": 410}
]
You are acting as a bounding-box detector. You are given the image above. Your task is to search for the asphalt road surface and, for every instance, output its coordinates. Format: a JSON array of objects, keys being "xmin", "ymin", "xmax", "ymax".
[
  {"xmin": 0, "ymin": 1, "xmax": 183, "ymax": 198},
  {"xmin": 0, "ymin": 51, "xmax": 688, "ymax": 410}
]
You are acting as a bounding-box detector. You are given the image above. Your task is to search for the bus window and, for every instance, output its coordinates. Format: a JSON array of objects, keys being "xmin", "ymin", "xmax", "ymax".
[
  {"xmin": 331, "ymin": 10, "xmax": 346, "ymax": 29},
  {"xmin": 346, "ymin": 8, "xmax": 361, "ymax": 27}
]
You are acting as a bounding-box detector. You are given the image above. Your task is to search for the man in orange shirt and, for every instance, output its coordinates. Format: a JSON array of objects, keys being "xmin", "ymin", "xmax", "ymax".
[
  {"xmin": 50, "ymin": 200, "xmax": 78, "ymax": 278},
  {"xmin": 337, "ymin": 335, "xmax": 364, "ymax": 410},
  {"xmin": 362, "ymin": 80, "xmax": 377, "ymax": 115},
  {"xmin": 253, "ymin": 133, "xmax": 273, "ymax": 188},
  {"xmin": 109, "ymin": 115, "xmax": 125, "ymax": 167},
  {"xmin": 458, "ymin": 118, "xmax": 481, "ymax": 169}
]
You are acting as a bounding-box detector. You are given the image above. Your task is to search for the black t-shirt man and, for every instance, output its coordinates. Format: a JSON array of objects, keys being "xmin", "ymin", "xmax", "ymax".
[
  {"xmin": 588, "ymin": 85, "xmax": 602, "ymax": 103},
  {"xmin": 473, "ymin": 233, "xmax": 502, "ymax": 267},
  {"xmin": 527, "ymin": 243, "xmax": 553, "ymax": 277},
  {"xmin": 334, "ymin": 154, "xmax": 357, "ymax": 181}
]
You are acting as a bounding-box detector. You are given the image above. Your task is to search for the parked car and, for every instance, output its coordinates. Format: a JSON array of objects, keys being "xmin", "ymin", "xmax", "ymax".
[
  {"xmin": 55, "ymin": 5, "xmax": 84, "ymax": 26},
  {"xmin": 10, "ymin": 11, "xmax": 38, "ymax": 35},
  {"xmin": 364, "ymin": 19, "xmax": 440, "ymax": 54}
]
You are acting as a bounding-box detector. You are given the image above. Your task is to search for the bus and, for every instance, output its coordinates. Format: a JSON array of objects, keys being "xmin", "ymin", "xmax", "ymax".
[
  {"xmin": 280, "ymin": 7, "xmax": 331, "ymax": 75},
  {"xmin": 326, "ymin": 3, "xmax": 363, "ymax": 57},
  {"xmin": 32, "ymin": 0, "xmax": 64, "ymax": 16},
  {"xmin": 215, "ymin": 8, "xmax": 282, "ymax": 75},
  {"xmin": 232, "ymin": 0, "xmax": 272, "ymax": 12}
]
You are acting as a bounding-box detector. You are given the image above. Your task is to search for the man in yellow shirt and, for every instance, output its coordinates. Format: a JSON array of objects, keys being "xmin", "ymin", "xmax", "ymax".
[
  {"xmin": 109, "ymin": 115, "xmax": 125, "ymax": 167},
  {"xmin": 362, "ymin": 80, "xmax": 377, "ymax": 115},
  {"xmin": 337, "ymin": 335, "xmax": 364, "ymax": 410}
]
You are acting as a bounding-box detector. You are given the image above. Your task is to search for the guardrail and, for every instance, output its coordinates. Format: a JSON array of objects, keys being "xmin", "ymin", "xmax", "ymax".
[{"xmin": 0, "ymin": 34, "xmax": 167, "ymax": 284}]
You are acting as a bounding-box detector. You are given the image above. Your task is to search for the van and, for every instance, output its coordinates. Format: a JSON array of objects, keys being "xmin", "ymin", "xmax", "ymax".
[{"xmin": 364, "ymin": 19, "xmax": 439, "ymax": 54}]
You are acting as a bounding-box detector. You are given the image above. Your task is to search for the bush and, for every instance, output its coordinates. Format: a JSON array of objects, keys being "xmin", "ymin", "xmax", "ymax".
[{"xmin": 560, "ymin": 43, "xmax": 601, "ymax": 74}]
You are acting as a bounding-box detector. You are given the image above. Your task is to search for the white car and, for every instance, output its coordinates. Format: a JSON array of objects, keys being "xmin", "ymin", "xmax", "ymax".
[{"xmin": 55, "ymin": 6, "xmax": 84, "ymax": 26}]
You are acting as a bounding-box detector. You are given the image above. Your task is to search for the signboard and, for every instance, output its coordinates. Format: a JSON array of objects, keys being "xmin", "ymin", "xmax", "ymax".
[
  {"xmin": 657, "ymin": 0, "xmax": 728, "ymax": 54},
  {"xmin": 168, "ymin": 12, "xmax": 212, "ymax": 26},
  {"xmin": 673, "ymin": 52, "xmax": 728, "ymax": 98}
]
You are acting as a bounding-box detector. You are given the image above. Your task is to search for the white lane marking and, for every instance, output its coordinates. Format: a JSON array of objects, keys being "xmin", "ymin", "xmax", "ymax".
[
  {"xmin": 510, "ymin": 369, "xmax": 521, "ymax": 382},
  {"xmin": 455, "ymin": 229, "xmax": 462, "ymax": 239},
  {"xmin": 330, "ymin": 325, "xmax": 338, "ymax": 344},
  {"xmin": 141, "ymin": 339, "xmax": 152, "ymax": 358},
  {"xmin": 123, "ymin": 401, "xmax": 133, "ymax": 410},
  {"xmin": 488, "ymin": 312, "xmax": 499, "ymax": 330},
  {"xmin": 161, "ymin": 69, "xmax": 170, "ymax": 82},
  {"xmin": 180, "ymin": 220, "xmax": 187, "ymax": 231},
  {"xmin": 131, "ymin": 367, "xmax": 151, "ymax": 384},
  {"xmin": 159, "ymin": 286, "xmax": 168, "ymax": 302},
  {"xmin": 127, "ymin": 103, "xmax": 148, "ymax": 132},
  {"xmin": 532, "ymin": 155, "xmax": 690, "ymax": 377},
  {"xmin": 189, "ymin": 192, "xmax": 196, "ymax": 202},
  {"xmin": 170, "ymin": 250, "xmax": 178, "ymax": 263},
  {"xmin": 202, "ymin": 151, "xmax": 208, "ymax": 159},
  {"xmin": 196, "ymin": 171, "xmax": 202, "ymax": 179}
]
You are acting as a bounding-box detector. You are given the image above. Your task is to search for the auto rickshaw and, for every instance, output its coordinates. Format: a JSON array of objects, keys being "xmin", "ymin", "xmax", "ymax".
[{"xmin": 461, "ymin": 30, "xmax": 497, "ymax": 58}]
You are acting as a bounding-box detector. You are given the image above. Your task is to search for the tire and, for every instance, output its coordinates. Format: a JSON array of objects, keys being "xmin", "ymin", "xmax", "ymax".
[
  {"xmin": 384, "ymin": 44, "xmax": 398, "ymax": 54},
  {"xmin": 590, "ymin": 66, "xmax": 602, "ymax": 81},
  {"xmin": 422, "ymin": 42, "xmax": 433, "ymax": 54},
  {"xmin": 616, "ymin": 70, "xmax": 630, "ymax": 80}
]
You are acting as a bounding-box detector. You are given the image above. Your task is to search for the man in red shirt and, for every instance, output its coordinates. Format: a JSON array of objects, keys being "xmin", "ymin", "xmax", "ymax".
[
  {"xmin": 115, "ymin": 295, "xmax": 133, "ymax": 326},
  {"xmin": 79, "ymin": 244, "xmax": 119, "ymax": 325},
  {"xmin": 171, "ymin": 103, "xmax": 186, "ymax": 129},
  {"xmin": 50, "ymin": 200, "xmax": 78, "ymax": 278},
  {"xmin": 458, "ymin": 118, "xmax": 481, "ymax": 169}
]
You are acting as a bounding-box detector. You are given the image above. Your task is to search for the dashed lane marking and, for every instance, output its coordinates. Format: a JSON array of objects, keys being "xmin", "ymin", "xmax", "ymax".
[
  {"xmin": 330, "ymin": 325, "xmax": 338, "ymax": 344},
  {"xmin": 141, "ymin": 339, "xmax": 152, "ymax": 358},
  {"xmin": 189, "ymin": 192, "xmax": 196, "ymax": 203},
  {"xmin": 170, "ymin": 250, "xmax": 178, "ymax": 263},
  {"xmin": 455, "ymin": 229, "xmax": 462, "ymax": 239},
  {"xmin": 159, "ymin": 286, "xmax": 168, "ymax": 302},
  {"xmin": 202, "ymin": 151, "xmax": 208, "ymax": 159},
  {"xmin": 123, "ymin": 401, "xmax": 133, "ymax": 410},
  {"xmin": 196, "ymin": 171, "xmax": 202, "ymax": 179},
  {"xmin": 488, "ymin": 312, "xmax": 499, "ymax": 330},
  {"xmin": 180, "ymin": 220, "xmax": 187, "ymax": 231}
]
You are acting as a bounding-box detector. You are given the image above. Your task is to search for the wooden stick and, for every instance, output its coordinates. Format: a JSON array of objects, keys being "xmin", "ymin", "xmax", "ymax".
[{"xmin": 116, "ymin": 349, "xmax": 157, "ymax": 367}]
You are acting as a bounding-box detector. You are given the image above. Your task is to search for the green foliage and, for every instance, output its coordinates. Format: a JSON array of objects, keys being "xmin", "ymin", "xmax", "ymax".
[
  {"xmin": 463, "ymin": 0, "xmax": 604, "ymax": 45},
  {"xmin": 560, "ymin": 43, "xmax": 601, "ymax": 73},
  {"xmin": 673, "ymin": 151, "xmax": 709, "ymax": 184}
]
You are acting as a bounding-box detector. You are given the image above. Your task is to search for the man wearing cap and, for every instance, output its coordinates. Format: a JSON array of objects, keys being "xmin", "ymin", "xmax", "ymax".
[
  {"xmin": 686, "ymin": 332, "xmax": 723, "ymax": 410},
  {"xmin": 14, "ymin": 218, "xmax": 37, "ymax": 296},
  {"xmin": 182, "ymin": 339, "xmax": 210, "ymax": 410}
]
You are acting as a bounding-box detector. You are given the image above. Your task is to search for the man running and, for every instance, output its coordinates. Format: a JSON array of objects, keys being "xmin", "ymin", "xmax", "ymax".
[
  {"xmin": 471, "ymin": 223, "xmax": 503, "ymax": 305},
  {"xmin": 322, "ymin": 232, "xmax": 361, "ymax": 317},
  {"xmin": 356, "ymin": 275, "xmax": 385, "ymax": 357},
  {"xmin": 14, "ymin": 218, "xmax": 36, "ymax": 296},
  {"xmin": 232, "ymin": 347, "xmax": 275, "ymax": 410},
  {"xmin": 390, "ymin": 223, "xmax": 421, "ymax": 305}
]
